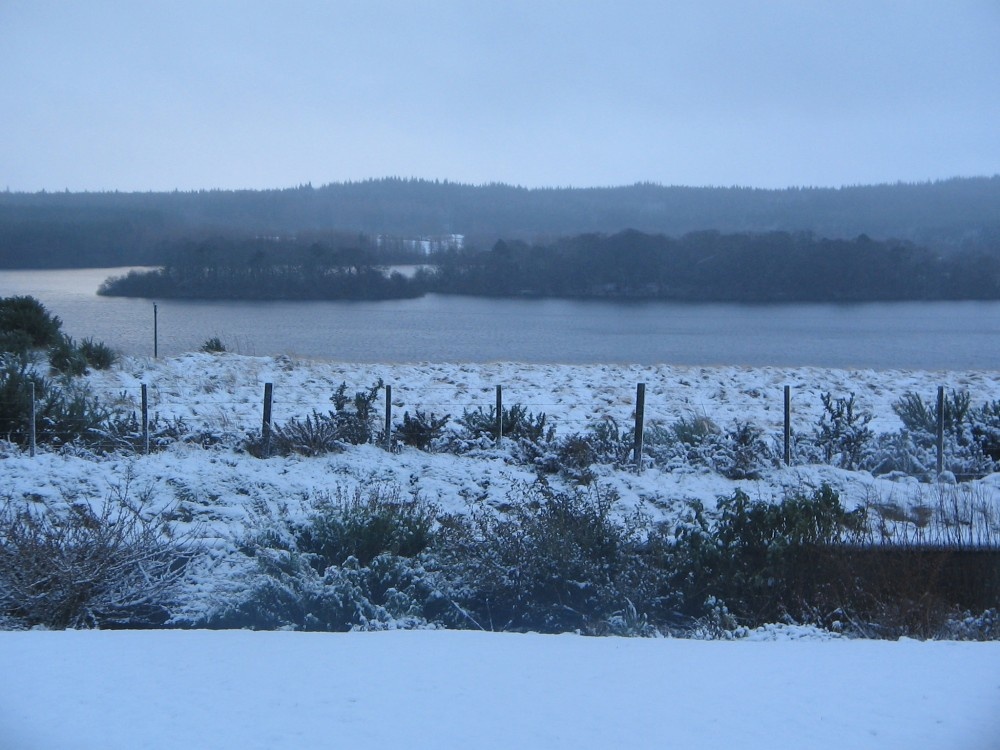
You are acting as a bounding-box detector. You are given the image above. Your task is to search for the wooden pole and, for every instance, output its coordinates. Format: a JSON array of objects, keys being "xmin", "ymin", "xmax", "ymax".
[
  {"xmin": 936, "ymin": 385, "xmax": 945, "ymax": 475},
  {"xmin": 495, "ymin": 384, "xmax": 503, "ymax": 447},
  {"xmin": 29, "ymin": 382, "xmax": 36, "ymax": 458},
  {"xmin": 384, "ymin": 384, "xmax": 392, "ymax": 449},
  {"xmin": 262, "ymin": 382, "xmax": 273, "ymax": 458},
  {"xmin": 153, "ymin": 303, "xmax": 158, "ymax": 359},
  {"xmin": 141, "ymin": 383, "xmax": 149, "ymax": 455},
  {"xmin": 633, "ymin": 382, "xmax": 646, "ymax": 473},
  {"xmin": 783, "ymin": 385, "xmax": 791, "ymax": 466}
]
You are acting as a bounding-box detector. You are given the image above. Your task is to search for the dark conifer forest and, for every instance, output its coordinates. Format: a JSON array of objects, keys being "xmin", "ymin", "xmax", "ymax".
[{"xmin": 5, "ymin": 177, "xmax": 1000, "ymax": 302}]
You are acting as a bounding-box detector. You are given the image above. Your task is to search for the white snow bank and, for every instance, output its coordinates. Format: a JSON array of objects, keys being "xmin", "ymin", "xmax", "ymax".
[{"xmin": 0, "ymin": 630, "xmax": 997, "ymax": 750}]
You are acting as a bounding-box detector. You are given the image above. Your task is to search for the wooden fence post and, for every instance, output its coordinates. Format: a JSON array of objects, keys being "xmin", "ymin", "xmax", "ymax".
[
  {"xmin": 141, "ymin": 383, "xmax": 149, "ymax": 455},
  {"xmin": 936, "ymin": 385, "xmax": 945, "ymax": 475},
  {"xmin": 29, "ymin": 382, "xmax": 36, "ymax": 458},
  {"xmin": 495, "ymin": 385, "xmax": 503, "ymax": 447},
  {"xmin": 153, "ymin": 303, "xmax": 158, "ymax": 359},
  {"xmin": 262, "ymin": 382, "xmax": 273, "ymax": 458},
  {"xmin": 784, "ymin": 385, "xmax": 791, "ymax": 466},
  {"xmin": 384, "ymin": 384, "xmax": 392, "ymax": 449},
  {"xmin": 633, "ymin": 382, "xmax": 645, "ymax": 473}
]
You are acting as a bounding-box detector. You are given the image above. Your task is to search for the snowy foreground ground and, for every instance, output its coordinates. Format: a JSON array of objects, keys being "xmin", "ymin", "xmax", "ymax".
[{"xmin": 1, "ymin": 629, "xmax": 999, "ymax": 750}]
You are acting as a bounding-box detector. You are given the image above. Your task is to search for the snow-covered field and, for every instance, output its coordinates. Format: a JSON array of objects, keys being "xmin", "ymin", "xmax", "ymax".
[
  {"xmin": 0, "ymin": 629, "xmax": 997, "ymax": 750},
  {"xmin": 8, "ymin": 352, "xmax": 1000, "ymax": 536}
]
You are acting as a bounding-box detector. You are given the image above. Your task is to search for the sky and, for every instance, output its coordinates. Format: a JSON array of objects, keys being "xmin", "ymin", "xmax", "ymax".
[{"xmin": 2, "ymin": 1, "xmax": 999, "ymax": 192}]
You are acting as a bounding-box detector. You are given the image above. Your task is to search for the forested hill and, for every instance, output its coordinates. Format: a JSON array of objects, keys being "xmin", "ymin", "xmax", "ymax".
[
  {"xmin": 99, "ymin": 229, "xmax": 1000, "ymax": 303},
  {"xmin": 2, "ymin": 176, "xmax": 1000, "ymax": 268}
]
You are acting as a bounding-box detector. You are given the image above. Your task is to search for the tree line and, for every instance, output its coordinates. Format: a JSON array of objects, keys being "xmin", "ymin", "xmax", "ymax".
[
  {"xmin": 98, "ymin": 229, "xmax": 1000, "ymax": 303},
  {"xmin": 3, "ymin": 176, "xmax": 1000, "ymax": 268}
]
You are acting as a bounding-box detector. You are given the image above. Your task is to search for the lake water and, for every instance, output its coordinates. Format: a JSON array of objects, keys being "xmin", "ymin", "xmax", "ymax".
[{"xmin": 2, "ymin": 267, "xmax": 1000, "ymax": 369}]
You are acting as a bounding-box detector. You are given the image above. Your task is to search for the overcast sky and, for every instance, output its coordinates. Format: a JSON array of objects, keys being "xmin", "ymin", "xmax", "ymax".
[{"xmin": 2, "ymin": 1, "xmax": 999, "ymax": 192}]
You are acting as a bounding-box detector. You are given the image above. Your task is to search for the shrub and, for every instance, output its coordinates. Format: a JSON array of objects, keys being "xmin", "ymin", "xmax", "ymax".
[
  {"xmin": 330, "ymin": 379, "xmax": 383, "ymax": 445},
  {"xmin": 0, "ymin": 358, "xmax": 109, "ymax": 447},
  {"xmin": 669, "ymin": 485, "xmax": 866, "ymax": 626},
  {"xmin": 0, "ymin": 486, "xmax": 194, "ymax": 628},
  {"xmin": 48, "ymin": 334, "xmax": 88, "ymax": 376},
  {"xmin": 815, "ymin": 392, "xmax": 873, "ymax": 470},
  {"xmin": 270, "ymin": 410, "xmax": 344, "ymax": 456},
  {"xmin": 262, "ymin": 380, "xmax": 385, "ymax": 456},
  {"xmin": 211, "ymin": 486, "xmax": 457, "ymax": 631},
  {"xmin": 893, "ymin": 390, "xmax": 971, "ymax": 435},
  {"xmin": 200, "ymin": 337, "xmax": 226, "ymax": 353},
  {"xmin": 705, "ymin": 421, "xmax": 773, "ymax": 479},
  {"xmin": 440, "ymin": 484, "xmax": 674, "ymax": 634},
  {"xmin": 885, "ymin": 390, "xmax": 994, "ymax": 480},
  {"xmin": 586, "ymin": 417, "xmax": 634, "ymax": 465},
  {"xmin": 396, "ymin": 409, "xmax": 449, "ymax": 450},
  {"xmin": 78, "ymin": 337, "xmax": 117, "ymax": 369},
  {"xmin": 457, "ymin": 403, "xmax": 551, "ymax": 444},
  {"xmin": 0, "ymin": 330, "xmax": 32, "ymax": 357},
  {"xmin": 0, "ymin": 296, "xmax": 62, "ymax": 348}
]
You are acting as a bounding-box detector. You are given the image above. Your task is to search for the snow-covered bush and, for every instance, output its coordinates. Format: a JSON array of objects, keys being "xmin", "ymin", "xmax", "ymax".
[
  {"xmin": 814, "ymin": 392, "xmax": 873, "ymax": 470},
  {"xmin": 263, "ymin": 380, "xmax": 385, "ymax": 456},
  {"xmin": 269, "ymin": 410, "xmax": 344, "ymax": 456},
  {"xmin": 439, "ymin": 484, "xmax": 675, "ymax": 634},
  {"xmin": 210, "ymin": 486, "xmax": 460, "ymax": 631},
  {"xmin": 48, "ymin": 334, "xmax": 89, "ymax": 376},
  {"xmin": 0, "ymin": 486, "xmax": 195, "ymax": 629},
  {"xmin": 396, "ymin": 409, "xmax": 450, "ymax": 451},
  {"xmin": 0, "ymin": 356, "xmax": 110, "ymax": 447},
  {"xmin": 879, "ymin": 390, "xmax": 995, "ymax": 480},
  {"xmin": 448, "ymin": 403, "xmax": 554, "ymax": 461},
  {"xmin": 703, "ymin": 421, "xmax": 774, "ymax": 479}
]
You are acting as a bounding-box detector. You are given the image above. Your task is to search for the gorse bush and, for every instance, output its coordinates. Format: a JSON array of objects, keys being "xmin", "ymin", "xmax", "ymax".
[
  {"xmin": 397, "ymin": 409, "xmax": 450, "ymax": 450},
  {"xmin": 48, "ymin": 335, "xmax": 88, "ymax": 376},
  {"xmin": 78, "ymin": 337, "xmax": 117, "ymax": 370},
  {"xmin": 212, "ymin": 486, "xmax": 456, "ymax": 631},
  {"xmin": 815, "ymin": 392, "xmax": 873, "ymax": 470},
  {"xmin": 270, "ymin": 410, "xmax": 344, "ymax": 456},
  {"xmin": 0, "ymin": 296, "xmax": 63, "ymax": 349},
  {"xmin": 669, "ymin": 485, "xmax": 867, "ymax": 626},
  {"xmin": 0, "ymin": 485, "xmax": 194, "ymax": 629},
  {"xmin": 456, "ymin": 403, "xmax": 552, "ymax": 445},
  {"xmin": 440, "ymin": 484, "xmax": 673, "ymax": 634},
  {"xmin": 0, "ymin": 358, "xmax": 109, "ymax": 447},
  {"xmin": 265, "ymin": 380, "xmax": 385, "ymax": 456},
  {"xmin": 200, "ymin": 336, "xmax": 227, "ymax": 353},
  {"xmin": 884, "ymin": 390, "xmax": 995, "ymax": 480}
]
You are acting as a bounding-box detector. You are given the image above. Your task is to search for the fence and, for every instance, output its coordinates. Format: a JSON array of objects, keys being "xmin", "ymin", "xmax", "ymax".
[{"xmin": 20, "ymin": 377, "xmax": 964, "ymax": 478}]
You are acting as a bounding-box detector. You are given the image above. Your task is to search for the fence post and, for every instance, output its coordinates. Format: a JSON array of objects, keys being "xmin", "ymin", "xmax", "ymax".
[
  {"xmin": 495, "ymin": 384, "xmax": 503, "ymax": 447},
  {"xmin": 633, "ymin": 382, "xmax": 645, "ymax": 473},
  {"xmin": 783, "ymin": 385, "xmax": 791, "ymax": 466},
  {"xmin": 262, "ymin": 382, "xmax": 273, "ymax": 458},
  {"xmin": 141, "ymin": 383, "xmax": 149, "ymax": 455},
  {"xmin": 29, "ymin": 382, "xmax": 36, "ymax": 458},
  {"xmin": 153, "ymin": 303, "xmax": 158, "ymax": 359},
  {"xmin": 384, "ymin": 384, "xmax": 392, "ymax": 449},
  {"xmin": 936, "ymin": 385, "xmax": 945, "ymax": 475}
]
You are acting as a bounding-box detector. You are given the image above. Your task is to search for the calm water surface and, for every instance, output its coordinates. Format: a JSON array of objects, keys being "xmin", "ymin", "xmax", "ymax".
[{"xmin": 3, "ymin": 268, "xmax": 1000, "ymax": 369}]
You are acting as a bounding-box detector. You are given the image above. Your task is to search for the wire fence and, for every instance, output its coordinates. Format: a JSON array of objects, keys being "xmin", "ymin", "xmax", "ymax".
[{"xmin": 24, "ymin": 378, "xmax": 974, "ymax": 480}]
